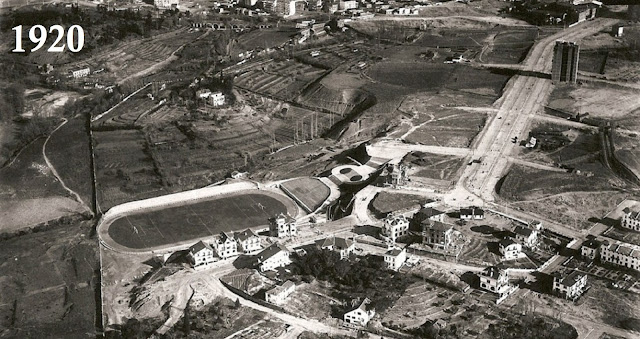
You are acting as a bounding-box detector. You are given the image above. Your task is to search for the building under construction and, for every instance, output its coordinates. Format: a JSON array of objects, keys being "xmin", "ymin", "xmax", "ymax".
[{"xmin": 552, "ymin": 41, "xmax": 580, "ymax": 83}]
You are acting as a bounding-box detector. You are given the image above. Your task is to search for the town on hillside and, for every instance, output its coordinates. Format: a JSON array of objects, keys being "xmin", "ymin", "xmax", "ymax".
[{"xmin": 1, "ymin": 0, "xmax": 640, "ymax": 338}]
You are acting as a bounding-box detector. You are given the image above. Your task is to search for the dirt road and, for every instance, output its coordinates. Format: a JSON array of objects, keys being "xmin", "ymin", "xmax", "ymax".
[{"xmin": 458, "ymin": 18, "xmax": 619, "ymax": 203}]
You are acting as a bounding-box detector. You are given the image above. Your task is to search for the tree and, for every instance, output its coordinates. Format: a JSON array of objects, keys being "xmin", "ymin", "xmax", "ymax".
[{"xmin": 235, "ymin": 298, "xmax": 240, "ymax": 309}]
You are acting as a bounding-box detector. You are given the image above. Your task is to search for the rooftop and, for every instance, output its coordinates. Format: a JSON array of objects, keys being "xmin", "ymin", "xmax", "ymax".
[
  {"xmin": 235, "ymin": 228, "xmax": 259, "ymax": 242},
  {"xmin": 428, "ymin": 221, "xmax": 454, "ymax": 232},
  {"xmin": 555, "ymin": 270, "xmax": 586, "ymax": 287},
  {"xmin": 317, "ymin": 236, "xmax": 354, "ymax": 249},
  {"xmin": 189, "ymin": 240, "xmax": 213, "ymax": 253},
  {"xmin": 420, "ymin": 207, "xmax": 444, "ymax": 218},
  {"xmin": 582, "ymin": 238, "xmax": 601, "ymax": 249},
  {"xmin": 385, "ymin": 247, "xmax": 405, "ymax": 257},
  {"xmin": 257, "ymin": 242, "xmax": 289, "ymax": 262},
  {"xmin": 604, "ymin": 240, "xmax": 640, "ymax": 259},
  {"xmin": 499, "ymin": 238, "xmax": 516, "ymax": 248},
  {"xmin": 623, "ymin": 207, "xmax": 640, "ymax": 221},
  {"xmin": 513, "ymin": 226, "xmax": 534, "ymax": 237},
  {"xmin": 481, "ymin": 266, "xmax": 503, "ymax": 279}
]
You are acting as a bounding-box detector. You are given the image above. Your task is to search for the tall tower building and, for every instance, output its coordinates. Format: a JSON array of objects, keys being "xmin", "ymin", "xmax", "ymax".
[{"xmin": 552, "ymin": 41, "xmax": 580, "ymax": 83}]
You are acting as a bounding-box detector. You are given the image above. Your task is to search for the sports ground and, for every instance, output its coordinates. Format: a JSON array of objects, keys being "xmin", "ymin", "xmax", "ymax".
[
  {"xmin": 106, "ymin": 191, "xmax": 297, "ymax": 250},
  {"xmin": 280, "ymin": 177, "xmax": 331, "ymax": 213}
]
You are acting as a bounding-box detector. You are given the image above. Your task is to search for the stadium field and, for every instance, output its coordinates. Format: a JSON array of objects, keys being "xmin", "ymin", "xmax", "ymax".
[
  {"xmin": 280, "ymin": 177, "xmax": 331, "ymax": 212},
  {"xmin": 107, "ymin": 191, "xmax": 297, "ymax": 250}
]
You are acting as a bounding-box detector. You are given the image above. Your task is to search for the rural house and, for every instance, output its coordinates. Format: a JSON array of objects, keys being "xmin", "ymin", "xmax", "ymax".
[
  {"xmin": 498, "ymin": 238, "xmax": 522, "ymax": 260},
  {"xmin": 270, "ymin": 213, "xmax": 297, "ymax": 238},
  {"xmin": 213, "ymin": 232, "xmax": 238, "ymax": 259},
  {"xmin": 621, "ymin": 206, "xmax": 640, "ymax": 231},
  {"xmin": 581, "ymin": 238, "xmax": 601, "ymax": 261},
  {"xmin": 513, "ymin": 225, "xmax": 538, "ymax": 248},
  {"xmin": 256, "ymin": 243, "xmax": 291, "ymax": 272},
  {"xmin": 599, "ymin": 240, "xmax": 640, "ymax": 271},
  {"xmin": 479, "ymin": 266, "xmax": 511, "ymax": 297},
  {"xmin": 460, "ymin": 207, "xmax": 484, "ymax": 220},
  {"xmin": 234, "ymin": 229, "xmax": 262, "ymax": 254},
  {"xmin": 382, "ymin": 214, "xmax": 410, "ymax": 243},
  {"xmin": 552, "ymin": 270, "xmax": 588, "ymax": 301},
  {"xmin": 71, "ymin": 67, "xmax": 90, "ymax": 78},
  {"xmin": 317, "ymin": 236, "xmax": 355, "ymax": 259},
  {"xmin": 343, "ymin": 298, "xmax": 375, "ymax": 327},
  {"xmin": 422, "ymin": 220, "xmax": 454, "ymax": 250},
  {"xmin": 384, "ymin": 246, "xmax": 407, "ymax": 271},
  {"xmin": 188, "ymin": 241, "xmax": 216, "ymax": 269},
  {"xmin": 265, "ymin": 280, "xmax": 296, "ymax": 305},
  {"xmin": 415, "ymin": 206, "xmax": 446, "ymax": 223}
]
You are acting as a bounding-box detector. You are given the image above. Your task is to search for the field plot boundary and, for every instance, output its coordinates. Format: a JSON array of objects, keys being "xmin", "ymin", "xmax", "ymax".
[{"xmin": 97, "ymin": 181, "xmax": 298, "ymax": 253}]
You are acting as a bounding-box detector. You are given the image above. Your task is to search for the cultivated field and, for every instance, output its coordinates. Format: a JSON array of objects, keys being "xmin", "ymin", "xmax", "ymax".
[
  {"xmin": 106, "ymin": 191, "xmax": 297, "ymax": 249},
  {"xmin": 93, "ymin": 130, "xmax": 165, "ymax": 210},
  {"xmin": 280, "ymin": 177, "xmax": 331, "ymax": 213},
  {"xmin": 46, "ymin": 116, "xmax": 93, "ymax": 211},
  {"xmin": 0, "ymin": 137, "xmax": 84, "ymax": 232},
  {"xmin": 0, "ymin": 221, "xmax": 97, "ymax": 338}
]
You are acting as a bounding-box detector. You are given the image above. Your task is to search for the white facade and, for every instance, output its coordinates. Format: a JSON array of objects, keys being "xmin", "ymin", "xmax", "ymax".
[
  {"xmin": 257, "ymin": 243, "xmax": 291, "ymax": 272},
  {"xmin": 270, "ymin": 213, "xmax": 297, "ymax": 238},
  {"xmin": 318, "ymin": 236, "xmax": 355, "ymax": 260},
  {"xmin": 213, "ymin": 232, "xmax": 238, "ymax": 259},
  {"xmin": 235, "ymin": 229, "xmax": 262, "ymax": 254},
  {"xmin": 344, "ymin": 300, "xmax": 375, "ymax": 326},
  {"xmin": 460, "ymin": 207, "xmax": 484, "ymax": 220},
  {"xmin": 71, "ymin": 68, "xmax": 90, "ymax": 78},
  {"xmin": 621, "ymin": 207, "xmax": 640, "ymax": 231},
  {"xmin": 581, "ymin": 239, "xmax": 601, "ymax": 260},
  {"xmin": 384, "ymin": 247, "xmax": 407, "ymax": 271},
  {"xmin": 600, "ymin": 241, "xmax": 640, "ymax": 271},
  {"xmin": 553, "ymin": 270, "xmax": 587, "ymax": 300},
  {"xmin": 265, "ymin": 281, "xmax": 295, "ymax": 305},
  {"xmin": 499, "ymin": 239, "xmax": 522, "ymax": 260},
  {"xmin": 383, "ymin": 215, "xmax": 410, "ymax": 243},
  {"xmin": 479, "ymin": 266, "xmax": 510, "ymax": 296},
  {"xmin": 513, "ymin": 226, "xmax": 538, "ymax": 248},
  {"xmin": 155, "ymin": 0, "xmax": 179, "ymax": 8},
  {"xmin": 209, "ymin": 92, "xmax": 225, "ymax": 106},
  {"xmin": 339, "ymin": 0, "xmax": 358, "ymax": 10},
  {"xmin": 188, "ymin": 241, "xmax": 216, "ymax": 268}
]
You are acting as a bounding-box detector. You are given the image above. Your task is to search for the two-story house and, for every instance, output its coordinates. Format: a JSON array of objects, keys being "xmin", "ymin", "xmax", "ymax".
[
  {"xmin": 499, "ymin": 238, "xmax": 522, "ymax": 260},
  {"xmin": 581, "ymin": 238, "xmax": 601, "ymax": 261},
  {"xmin": 414, "ymin": 206, "xmax": 445, "ymax": 223},
  {"xmin": 188, "ymin": 241, "xmax": 216, "ymax": 269},
  {"xmin": 344, "ymin": 298, "xmax": 375, "ymax": 327},
  {"xmin": 479, "ymin": 266, "xmax": 510, "ymax": 297},
  {"xmin": 234, "ymin": 229, "xmax": 262, "ymax": 254},
  {"xmin": 621, "ymin": 206, "xmax": 640, "ymax": 231},
  {"xmin": 256, "ymin": 243, "xmax": 291, "ymax": 272},
  {"xmin": 552, "ymin": 270, "xmax": 588, "ymax": 301},
  {"xmin": 384, "ymin": 246, "xmax": 407, "ymax": 271},
  {"xmin": 513, "ymin": 225, "xmax": 538, "ymax": 248},
  {"xmin": 265, "ymin": 280, "xmax": 296, "ymax": 305},
  {"xmin": 213, "ymin": 232, "xmax": 238, "ymax": 259},
  {"xmin": 270, "ymin": 213, "xmax": 297, "ymax": 238},
  {"xmin": 423, "ymin": 220, "xmax": 454, "ymax": 250},
  {"xmin": 317, "ymin": 236, "xmax": 355, "ymax": 259},
  {"xmin": 382, "ymin": 214, "xmax": 410, "ymax": 243}
]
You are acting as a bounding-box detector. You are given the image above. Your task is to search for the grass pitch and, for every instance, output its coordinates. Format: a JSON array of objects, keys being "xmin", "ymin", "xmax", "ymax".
[
  {"xmin": 280, "ymin": 177, "xmax": 331, "ymax": 212},
  {"xmin": 107, "ymin": 192, "xmax": 296, "ymax": 249}
]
